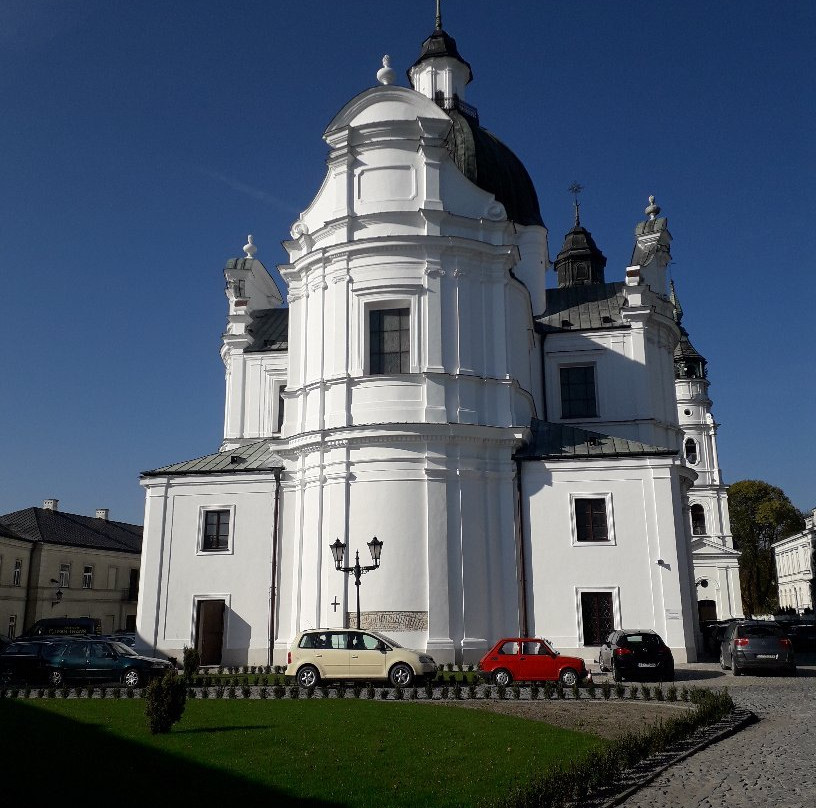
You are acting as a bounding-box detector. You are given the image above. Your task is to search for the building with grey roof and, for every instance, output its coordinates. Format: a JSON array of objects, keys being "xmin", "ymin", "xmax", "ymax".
[{"xmin": 0, "ymin": 499, "xmax": 142, "ymax": 638}]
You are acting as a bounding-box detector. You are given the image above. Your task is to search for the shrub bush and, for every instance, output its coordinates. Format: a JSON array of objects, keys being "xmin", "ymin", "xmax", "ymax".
[
  {"xmin": 144, "ymin": 670, "xmax": 187, "ymax": 734},
  {"xmin": 182, "ymin": 645, "xmax": 200, "ymax": 681},
  {"xmin": 667, "ymin": 684, "xmax": 678, "ymax": 702},
  {"xmin": 601, "ymin": 681, "xmax": 612, "ymax": 700}
]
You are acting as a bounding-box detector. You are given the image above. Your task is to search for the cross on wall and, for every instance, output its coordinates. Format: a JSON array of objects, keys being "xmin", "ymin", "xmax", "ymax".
[{"xmin": 331, "ymin": 596, "xmax": 340, "ymax": 613}]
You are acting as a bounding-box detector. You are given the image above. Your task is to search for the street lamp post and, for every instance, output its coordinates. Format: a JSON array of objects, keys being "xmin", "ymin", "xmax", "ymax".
[{"xmin": 330, "ymin": 537, "xmax": 383, "ymax": 629}]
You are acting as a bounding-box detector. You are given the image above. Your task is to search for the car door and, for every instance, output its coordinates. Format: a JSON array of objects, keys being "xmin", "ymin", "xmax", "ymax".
[
  {"xmin": 721, "ymin": 624, "xmax": 736, "ymax": 666},
  {"xmin": 317, "ymin": 632, "xmax": 350, "ymax": 679},
  {"xmin": 599, "ymin": 633, "xmax": 616, "ymax": 669},
  {"xmin": 519, "ymin": 640, "xmax": 558, "ymax": 681},
  {"xmin": 349, "ymin": 631, "xmax": 387, "ymax": 678},
  {"xmin": 85, "ymin": 641, "xmax": 122, "ymax": 682},
  {"xmin": 57, "ymin": 640, "xmax": 90, "ymax": 682}
]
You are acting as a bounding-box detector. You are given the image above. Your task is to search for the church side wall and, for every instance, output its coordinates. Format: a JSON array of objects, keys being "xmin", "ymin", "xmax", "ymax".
[
  {"xmin": 274, "ymin": 431, "xmax": 522, "ymax": 666},
  {"xmin": 137, "ymin": 474, "xmax": 278, "ymax": 667},
  {"xmin": 522, "ymin": 457, "xmax": 697, "ymax": 663}
]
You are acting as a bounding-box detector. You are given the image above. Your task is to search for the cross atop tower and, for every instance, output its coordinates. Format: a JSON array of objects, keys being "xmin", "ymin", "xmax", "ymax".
[{"xmin": 568, "ymin": 182, "xmax": 584, "ymax": 226}]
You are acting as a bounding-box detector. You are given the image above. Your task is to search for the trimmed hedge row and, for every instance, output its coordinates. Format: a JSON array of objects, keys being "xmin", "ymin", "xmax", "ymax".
[{"xmin": 478, "ymin": 687, "xmax": 736, "ymax": 808}]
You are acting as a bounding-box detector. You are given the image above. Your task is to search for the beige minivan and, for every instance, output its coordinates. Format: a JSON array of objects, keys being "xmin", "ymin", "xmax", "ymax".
[{"xmin": 286, "ymin": 628, "xmax": 437, "ymax": 688}]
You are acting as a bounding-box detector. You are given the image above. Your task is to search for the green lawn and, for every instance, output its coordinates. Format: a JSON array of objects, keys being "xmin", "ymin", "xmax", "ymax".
[{"xmin": 0, "ymin": 698, "xmax": 605, "ymax": 807}]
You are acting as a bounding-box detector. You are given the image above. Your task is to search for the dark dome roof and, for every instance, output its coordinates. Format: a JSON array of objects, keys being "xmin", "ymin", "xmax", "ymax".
[{"xmin": 447, "ymin": 108, "xmax": 544, "ymax": 227}]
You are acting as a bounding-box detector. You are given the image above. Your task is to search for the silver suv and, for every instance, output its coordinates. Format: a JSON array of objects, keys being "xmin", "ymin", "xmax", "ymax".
[{"xmin": 286, "ymin": 628, "xmax": 437, "ymax": 688}]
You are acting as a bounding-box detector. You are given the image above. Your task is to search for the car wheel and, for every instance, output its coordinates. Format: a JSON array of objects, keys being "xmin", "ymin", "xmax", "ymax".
[
  {"xmin": 48, "ymin": 670, "xmax": 64, "ymax": 687},
  {"xmin": 732, "ymin": 661, "xmax": 742, "ymax": 676},
  {"xmin": 123, "ymin": 668, "xmax": 141, "ymax": 688},
  {"xmin": 719, "ymin": 650, "xmax": 728, "ymax": 670},
  {"xmin": 559, "ymin": 668, "xmax": 579, "ymax": 687},
  {"xmin": 611, "ymin": 663, "xmax": 623, "ymax": 683},
  {"xmin": 297, "ymin": 665, "xmax": 319, "ymax": 689},
  {"xmin": 389, "ymin": 663, "xmax": 414, "ymax": 688},
  {"xmin": 492, "ymin": 669, "xmax": 512, "ymax": 687}
]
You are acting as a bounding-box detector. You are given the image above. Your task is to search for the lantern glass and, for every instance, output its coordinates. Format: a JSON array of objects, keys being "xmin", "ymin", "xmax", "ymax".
[
  {"xmin": 330, "ymin": 538, "xmax": 346, "ymax": 568},
  {"xmin": 367, "ymin": 536, "xmax": 383, "ymax": 564}
]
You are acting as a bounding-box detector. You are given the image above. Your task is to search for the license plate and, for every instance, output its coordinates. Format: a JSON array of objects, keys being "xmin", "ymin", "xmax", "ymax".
[
  {"xmin": 638, "ymin": 663, "xmax": 657, "ymax": 668},
  {"xmin": 756, "ymin": 654, "xmax": 776, "ymax": 659}
]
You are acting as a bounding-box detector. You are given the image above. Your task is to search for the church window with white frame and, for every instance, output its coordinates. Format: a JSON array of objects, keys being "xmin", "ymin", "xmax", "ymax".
[
  {"xmin": 560, "ymin": 365, "xmax": 597, "ymax": 419},
  {"xmin": 684, "ymin": 438, "xmax": 698, "ymax": 465},
  {"xmin": 571, "ymin": 493, "xmax": 615, "ymax": 545},
  {"xmin": 369, "ymin": 307, "xmax": 410, "ymax": 374},
  {"xmin": 690, "ymin": 503, "xmax": 706, "ymax": 536},
  {"xmin": 200, "ymin": 507, "xmax": 235, "ymax": 553}
]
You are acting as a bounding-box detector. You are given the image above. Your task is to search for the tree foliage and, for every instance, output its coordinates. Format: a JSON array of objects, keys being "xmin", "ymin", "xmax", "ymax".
[
  {"xmin": 144, "ymin": 670, "xmax": 187, "ymax": 734},
  {"xmin": 728, "ymin": 480, "xmax": 804, "ymax": 616}
]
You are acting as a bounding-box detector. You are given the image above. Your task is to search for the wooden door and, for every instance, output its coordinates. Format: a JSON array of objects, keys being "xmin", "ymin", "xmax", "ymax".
[
  {"xmin": 196, "ymin": 600, "xmax": 225, "ymax": 666},
  {"xmin": 581, "ymin": 592, "xmax": 614, "ymax": 646}
]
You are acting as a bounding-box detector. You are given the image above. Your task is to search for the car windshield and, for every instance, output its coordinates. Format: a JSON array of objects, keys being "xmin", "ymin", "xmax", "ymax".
[{"xmin": 110, "ymin": 642, "xmax": 138, "ymax": 656}]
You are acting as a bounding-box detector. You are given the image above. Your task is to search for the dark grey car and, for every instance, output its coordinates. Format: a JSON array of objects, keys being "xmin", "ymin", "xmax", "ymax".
[{"xmin": 720, "ymin": 620, "xmax": 796, "ymax": 675}]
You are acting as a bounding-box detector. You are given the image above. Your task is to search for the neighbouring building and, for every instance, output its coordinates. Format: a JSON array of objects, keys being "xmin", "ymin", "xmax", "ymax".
[
  {"xmin": 137, "ymin": 11, "xmax": 742, "ymax": 669},
  {"xmin": 0, "ymin": 499, "xmax": 142, "ymax": 638},
  {"xmin": 773, "ymin": 507, "xmax": 815, "ymax": 614}
]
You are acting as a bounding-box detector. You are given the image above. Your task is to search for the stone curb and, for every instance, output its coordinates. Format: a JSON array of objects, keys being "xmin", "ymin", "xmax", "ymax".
[{"xmin": 578, "ymin": 708, "xmax": 758, "ymax": 808}]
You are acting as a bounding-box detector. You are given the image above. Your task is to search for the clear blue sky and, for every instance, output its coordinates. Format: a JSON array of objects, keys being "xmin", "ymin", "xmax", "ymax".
[{"xmin": 2, "ymin": 0, "xmax": 814, "ymax": 525}]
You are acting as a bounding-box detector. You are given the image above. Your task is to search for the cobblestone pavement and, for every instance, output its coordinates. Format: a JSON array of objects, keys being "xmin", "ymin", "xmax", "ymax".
[{"xmin": 614, "ymin": 657, "xmax": 816, "ymax": 808}]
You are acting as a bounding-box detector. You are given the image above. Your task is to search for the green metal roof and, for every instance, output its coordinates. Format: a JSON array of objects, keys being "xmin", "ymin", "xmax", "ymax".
[
  {"xmin": 516, "ymin": 419, "xmax": 676, "ymax": 461},
  {"xmin": 245, "ymin": 307, "xmax": 289, "ymax": 353},
  {"xmin": 141, "ymin": 440, "xmax": 284, "ymax": 477},
  {"xmin": 537, "ymin": 282, "xmax": 627, "ymax": 333}
]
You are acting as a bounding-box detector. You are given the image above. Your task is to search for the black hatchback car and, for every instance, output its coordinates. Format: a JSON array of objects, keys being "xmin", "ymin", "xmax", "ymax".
[
  {"xmin": 0, "ymin": 637, "xmax": 173, "ymax": 687},
  {"xmin": 597, "ymin": 629, "xmax": 674, "ymax": 682},
  {"xmin": 720, "ymin": 620, "xmax": 796, "ymax": 675}
]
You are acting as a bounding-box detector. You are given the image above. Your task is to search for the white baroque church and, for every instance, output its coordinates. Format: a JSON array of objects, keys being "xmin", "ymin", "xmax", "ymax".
[{"xmin": 137, "ymin": 14, "xmax": 742, "ymax": 668}]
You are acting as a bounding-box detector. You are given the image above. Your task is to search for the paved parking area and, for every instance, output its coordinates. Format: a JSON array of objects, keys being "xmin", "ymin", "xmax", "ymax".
[{"xmin": 615, "ymin": 658, "xmax": 816, "ymax": 808}]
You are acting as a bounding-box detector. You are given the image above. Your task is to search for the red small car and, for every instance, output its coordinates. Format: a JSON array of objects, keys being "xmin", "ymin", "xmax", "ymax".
[{"xmin": 477, "ymin": 637, "xmax": 592, "ymax": 687}]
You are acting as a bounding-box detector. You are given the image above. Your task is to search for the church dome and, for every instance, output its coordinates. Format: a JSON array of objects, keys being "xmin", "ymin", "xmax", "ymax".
[{"xmin": 446, "ymin": 107, "xmax": 544, "ymax": 227}]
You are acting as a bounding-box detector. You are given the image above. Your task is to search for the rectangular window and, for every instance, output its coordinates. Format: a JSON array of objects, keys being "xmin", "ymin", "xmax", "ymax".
[
  {"xmin": 8, "ymin": 615, "xmax": 16, "ymax": 639},
  {"xmin": 574, "ymin": 498, "xmax": 609, "ymax": 542},
  {"xmin": 277, "ymin": 385, "xmax": 286, "ymax": 432},
  {"xmin": 203, "ymin": 510, "xmax": 231, "ymax": 552},
  {"xmin": 59, "ymin": 564, "xmax": 70, "ymax": 588},
  {"xmin": 82, "ymin": 565, "xmax": 94, "ymax": 590},
  {"xmin": 12, "ymin": 559, "xmax": 22, "ymax": 587},
  {"xmin": 560, "ymin": 365, "xmax": 597, "ymax": 419},
  {"xmin": 580, "ymin": 592, "xmax": 614, "ymax": 646},
  {"xmin": 370, "ymin": 308, "xmax": 410, "ymax": 374},
  {"xmin": 127, "ymin": 569, "xmax": 139, "ymax": 601}
]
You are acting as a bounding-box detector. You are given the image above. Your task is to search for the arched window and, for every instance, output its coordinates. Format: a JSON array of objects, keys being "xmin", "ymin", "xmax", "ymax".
[
  {"xmin": 691, "ymin": 504, "xmax": 706, "ymax": 535},
  {"xmin": 684, "ymin": 438, "xmax": 698, "ymax": 465}
]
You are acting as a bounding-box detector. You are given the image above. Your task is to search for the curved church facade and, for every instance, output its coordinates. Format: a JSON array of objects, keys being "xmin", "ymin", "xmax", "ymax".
[{"xmin": 137, "ymin": 16, "xmax": 742, "ymax": 668}]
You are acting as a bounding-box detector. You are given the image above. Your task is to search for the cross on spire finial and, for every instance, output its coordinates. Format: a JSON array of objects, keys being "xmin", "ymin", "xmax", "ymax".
[
  {"xmin": 435, "ymin": 0, "xmax": 442, "ymax": 30},
  {"xmin": 568, "ymin": 182, "xmax": 584, "ymax": 226}
]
